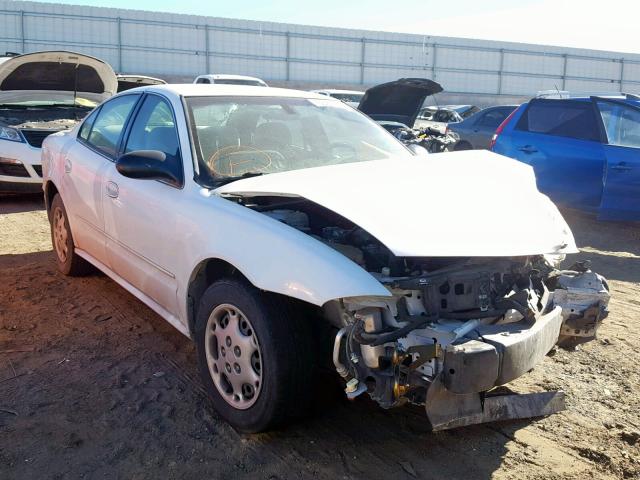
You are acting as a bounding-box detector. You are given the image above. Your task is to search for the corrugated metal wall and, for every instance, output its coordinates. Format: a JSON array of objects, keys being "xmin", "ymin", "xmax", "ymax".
[{"xmin": 0, "ymin": 0, "xmax": 637, "ymax": 97}]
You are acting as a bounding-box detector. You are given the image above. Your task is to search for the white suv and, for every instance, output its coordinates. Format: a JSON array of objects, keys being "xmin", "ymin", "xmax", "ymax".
[
  {"xmin": 0, "ymin": 51, "xmax": 116, "ymax": 193},
  {"xmin": 42, "ymin": 84, "xmax": 609, "ymax": 433}
]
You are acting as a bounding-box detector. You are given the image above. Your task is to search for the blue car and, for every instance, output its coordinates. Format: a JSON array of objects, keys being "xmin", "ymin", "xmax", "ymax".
[{"xmin": 491, "ymin": 95, "xmax": 640, "ymax": 221}]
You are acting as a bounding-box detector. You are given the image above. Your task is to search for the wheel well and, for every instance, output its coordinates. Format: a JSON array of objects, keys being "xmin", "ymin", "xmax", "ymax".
[
  {"xmin": 44, "ymin": 181, "xmax": 59, "ymax": 220},
  {"xmin": 186, "ymin": 258, "xmax": 248, "ymax": 335},
  {"xmin": 186, "ymin": 258, "xmax": 325, "ymax": 338}
]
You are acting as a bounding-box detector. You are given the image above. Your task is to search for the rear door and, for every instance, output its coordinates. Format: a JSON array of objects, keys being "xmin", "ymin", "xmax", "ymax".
[
  {"xmin": 501, "ymin": 99, "xmax": 606, "ymax": 211},
  {"xmin": 62, "ymin": 94, "xmax": 140, "ymax": 264},
  {"xmin": 467, "ymin": 107, "xmax": 515, "ymax": 149},
  {"xmin": 595, "ymin": 99, "xmax": 640, "ymax": 220}
]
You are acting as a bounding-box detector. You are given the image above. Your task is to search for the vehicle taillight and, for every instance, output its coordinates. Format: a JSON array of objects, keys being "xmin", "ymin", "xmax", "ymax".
[{"xmin": 489, "ymin": 106, "xmax": 521, "ymax": 150}]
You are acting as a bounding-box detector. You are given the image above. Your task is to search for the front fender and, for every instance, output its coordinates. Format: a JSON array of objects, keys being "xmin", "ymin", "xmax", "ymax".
[{"xmin": 182, "ymin": 192, "xmax": 391, "ymax": 308}]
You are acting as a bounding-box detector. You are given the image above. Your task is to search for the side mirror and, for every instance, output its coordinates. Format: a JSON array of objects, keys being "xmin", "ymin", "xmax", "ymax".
[{"xmin": 116, "ymin": 150, "xmax": 181, "ymax": 186}]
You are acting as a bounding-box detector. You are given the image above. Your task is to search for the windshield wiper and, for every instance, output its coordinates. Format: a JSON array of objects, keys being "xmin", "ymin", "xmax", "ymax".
[{"xmin": 211, "ymin": 171, "xmax": 265, "ymax": 187}]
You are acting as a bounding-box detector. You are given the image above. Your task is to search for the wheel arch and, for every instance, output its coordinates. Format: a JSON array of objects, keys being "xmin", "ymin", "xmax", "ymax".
[
  {"xmin": 43, "ymin": 180, "xmax": 59, "ymax": 221},
  {"xmin": 185, "ymin": 256, "xmax": 337, "ymax": 337},
  {"xmin": 186, "ymin": 258, "xmax": 252, "ymax": 336}
]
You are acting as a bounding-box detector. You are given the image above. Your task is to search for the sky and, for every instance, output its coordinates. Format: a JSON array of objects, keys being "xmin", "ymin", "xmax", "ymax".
[{"xmin": 34, "ymin": 0, "xmax": 639, "ymax": 54}]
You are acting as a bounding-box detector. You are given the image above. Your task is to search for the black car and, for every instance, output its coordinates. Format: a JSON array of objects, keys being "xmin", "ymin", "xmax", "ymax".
[{"xmin": 449, "ymin": 105, "xmax": 518, "ymax": 150}]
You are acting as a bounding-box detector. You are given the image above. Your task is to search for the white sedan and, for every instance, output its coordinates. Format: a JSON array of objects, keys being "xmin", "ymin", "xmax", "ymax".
[{"xmin": 42, "ymin": 84, "xmax": 609, "ymax": 432}]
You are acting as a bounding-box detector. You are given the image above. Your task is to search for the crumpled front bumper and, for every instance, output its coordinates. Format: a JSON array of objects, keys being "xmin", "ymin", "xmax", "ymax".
[{"xmin": 442, "ymin": 305, "xmax": 564, "ymax": 394}]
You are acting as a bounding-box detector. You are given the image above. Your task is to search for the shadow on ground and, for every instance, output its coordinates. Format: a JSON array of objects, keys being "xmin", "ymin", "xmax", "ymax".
[{"xmin": 0, "ymin": 193, "xmax": 45, "ymax": 214}]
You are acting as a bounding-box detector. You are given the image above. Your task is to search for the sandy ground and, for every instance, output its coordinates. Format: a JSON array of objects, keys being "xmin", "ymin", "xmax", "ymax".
[{"xmin": 0, "ymin": 194, "xmax": 638, "ymax": 480}]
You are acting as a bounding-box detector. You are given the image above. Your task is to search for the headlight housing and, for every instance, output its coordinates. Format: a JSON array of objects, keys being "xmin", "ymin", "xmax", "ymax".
[{"xmin": 0, "ymin": 126, "xmax": 24, "ymax": 142}]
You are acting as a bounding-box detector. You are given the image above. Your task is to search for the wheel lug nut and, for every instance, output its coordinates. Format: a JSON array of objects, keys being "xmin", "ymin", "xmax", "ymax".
[
  {"xmin": 226, "ymin": 336, "xmax": 232, "ymax": 347},
  {"xmin": 234, "ymin": 346, "xmax": 241, "ymax": 357},
  {"xmin": 234, "ymin": 363, "xmax": 241, "ymax": 374},
  {"xmin": 225, "ymin": 363, "xmax": 231, "ymax": 373},
  {"xmin": 221, "ymin": 347, "xmax": 226, "ymax": 356}
]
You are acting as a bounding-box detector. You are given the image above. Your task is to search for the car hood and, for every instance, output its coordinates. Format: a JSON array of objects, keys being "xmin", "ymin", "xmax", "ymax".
[
  {"xmin": 358, "ymin": 78, "xmax": 443, "ymax": 128},
  {"xmin": 215, "ymin": 150, "xmax": 578, "ymax": 257},
  {"xmin": 117, "ymin": 74, "xmax": 166, "ymax": 92},
  {"xmin": 0, "ymin": 51, "xmax": 117, "ymax": 102}
]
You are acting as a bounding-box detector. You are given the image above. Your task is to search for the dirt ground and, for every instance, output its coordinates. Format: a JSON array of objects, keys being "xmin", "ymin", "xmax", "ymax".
[{"xmin": 1, "ymin": 194, "xmax": 639, "ymax": 480}]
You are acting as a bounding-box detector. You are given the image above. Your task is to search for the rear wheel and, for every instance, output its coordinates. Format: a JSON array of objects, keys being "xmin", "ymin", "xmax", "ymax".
[
  {"xmin": 195, "ymin": 279, "xmax": 315, "ymax": 432},
  {"xmin": 49, "ymin": 194, "xmax": 91, "ymax": 276}
]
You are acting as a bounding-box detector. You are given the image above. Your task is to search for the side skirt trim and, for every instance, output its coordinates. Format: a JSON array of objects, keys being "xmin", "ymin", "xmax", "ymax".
[{"xmin": 75, "ymin": 248, "xmax": 191, "ymax": 339}]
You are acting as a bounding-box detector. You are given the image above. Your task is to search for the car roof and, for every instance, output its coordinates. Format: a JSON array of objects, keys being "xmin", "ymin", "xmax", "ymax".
[
  {"xmin": 528, "ymin": 96, "xmax": 640, "ymax": 108},
  {"xmin": 129, "ymin": 83, "xmax": 337, "ymax": 100}
]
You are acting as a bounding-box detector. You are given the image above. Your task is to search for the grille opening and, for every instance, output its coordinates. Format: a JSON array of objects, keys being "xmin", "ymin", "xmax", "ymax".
[
  {"xmin": 0, "ymin": 162, "xmax": 29, "ymax": 177},
  {"xmin": 20, "ymin": 129, "xmax": 59, "ymax": 148}
]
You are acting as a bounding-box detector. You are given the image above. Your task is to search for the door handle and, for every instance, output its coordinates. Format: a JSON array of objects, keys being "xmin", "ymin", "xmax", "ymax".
[
  {"xmin": 611, "ymin": 162, "xmax": 632, "ymax": 172},
  {"xmin": 518, "ymin": 145, "xmax": 538, "ymax": 154},
  {"xmin": 106, "ymin": 181, "xmax": 119, "ymax": 198},
  {"xmin": 64, "ymin": 158, "xmax": 72, "ymax": 173}
]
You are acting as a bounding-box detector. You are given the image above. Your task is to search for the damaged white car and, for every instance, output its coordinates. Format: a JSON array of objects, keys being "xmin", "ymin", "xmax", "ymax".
[
  {"xmin": 42, "ymin": 85, "xmax": 610, "ymax": 433},
  {"xmin": 0, "ymin": 51, "xmax": 116, "ymax": 193}
]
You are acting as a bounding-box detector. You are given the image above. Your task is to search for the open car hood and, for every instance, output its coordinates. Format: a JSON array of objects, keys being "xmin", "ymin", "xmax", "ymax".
[
  {"xmin": 0, "ymin": 51, "xmax": 117, "ymax": 101},
  {"xmin": 358, "ymin": 78, "xmax": 443, "ymax": 128},
  {"xmin": 215, "ymin": 150, "xmax": 577, "ymax": 258}
]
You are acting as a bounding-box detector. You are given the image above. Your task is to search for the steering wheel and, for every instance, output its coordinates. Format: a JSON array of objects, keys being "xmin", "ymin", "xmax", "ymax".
[
  {"xmin": 207, "ymin": 145, "xmax": 286, "ymax": 177},
  {"xmin": 329, "ymin": 142, "xmax": 358, "ymax": 162}
]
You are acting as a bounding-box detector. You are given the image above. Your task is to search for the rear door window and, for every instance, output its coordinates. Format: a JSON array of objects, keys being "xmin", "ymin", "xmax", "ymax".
[
  {"xmin": 85, "ymin": 95, "xmax": 140, "ymax": 158},
  {"xmin": 515, "ymin": 100, "xmax": 600, "ymax": 142},
  {"xmin": 78, "ymin": 108, "xmax": 99, "ymax": 141},
  {"xmin": 476, "ymin": 108, "xmax": 511, "ymax": 128},
  {"xmin": 597, "ymin": 101, "xmax": 640, "ymax": 148}
]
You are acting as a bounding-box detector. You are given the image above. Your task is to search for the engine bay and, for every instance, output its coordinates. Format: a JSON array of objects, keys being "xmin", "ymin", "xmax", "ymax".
[{"xmin": 241, "ymin": 195, "xmax": 610, "ymax": 427}]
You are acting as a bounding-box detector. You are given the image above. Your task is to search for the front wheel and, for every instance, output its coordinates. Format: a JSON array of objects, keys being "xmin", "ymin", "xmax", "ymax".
[{"xmin": 195, "ymin": 279, "xmax": 315, "ymax": 432}]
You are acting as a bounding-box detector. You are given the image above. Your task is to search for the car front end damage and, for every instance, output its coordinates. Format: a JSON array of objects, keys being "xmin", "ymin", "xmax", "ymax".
[
  {"xmin": 215, "ymin": 152, "xmax": 610, "ymax": 429},
  {"xmin": 327, "ymin": 257, "xmax": 609, "ymax": 429}
]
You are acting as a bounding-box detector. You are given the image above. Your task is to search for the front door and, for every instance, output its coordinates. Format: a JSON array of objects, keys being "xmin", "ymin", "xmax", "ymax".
[
  {"xmin": 596, "ymin": 99, "xmax": 640, "ymax": 221},
  {"xmin": 102, "ymin": 94, "xmax": 185, "ymax": 316}
]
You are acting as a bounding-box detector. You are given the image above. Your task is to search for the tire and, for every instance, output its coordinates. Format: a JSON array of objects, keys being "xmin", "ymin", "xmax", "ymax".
[
  {"xmin": 49, "ymin": 194, "xmax": 92, "ymax": 276},
  {"xmin": 195, "ymin": 279, "xmax": 314, "ymax": 433}
]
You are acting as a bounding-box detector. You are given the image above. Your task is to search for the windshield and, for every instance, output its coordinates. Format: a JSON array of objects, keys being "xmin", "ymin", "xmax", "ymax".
[
  {"xmin": 186, "ymin": 96, "xmax": 411, "ymax": 184},
  {"xmin": 330, "ymin": 92, "xmax": 364, "ymax": 103},
  {"xmin": 214, "ymin": 79, "xmax": 265, "ymax": 87}
]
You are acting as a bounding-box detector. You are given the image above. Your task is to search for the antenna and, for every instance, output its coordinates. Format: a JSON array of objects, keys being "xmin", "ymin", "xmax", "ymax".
[{"xmin": 554, "ymin": 83, "xmax": 563, "ymax": 98}]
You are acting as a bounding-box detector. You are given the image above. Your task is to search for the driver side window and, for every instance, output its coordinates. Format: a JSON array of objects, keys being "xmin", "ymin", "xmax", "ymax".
[{"xmin": 124, "ymin": 95, "xmax": 183, "ymax": 186}]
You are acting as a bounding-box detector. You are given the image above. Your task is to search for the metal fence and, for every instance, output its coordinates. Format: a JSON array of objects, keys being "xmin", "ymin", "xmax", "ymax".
[{"xmin": 0, "ymin": 1, "xmax": 638, "ymax": 96}]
